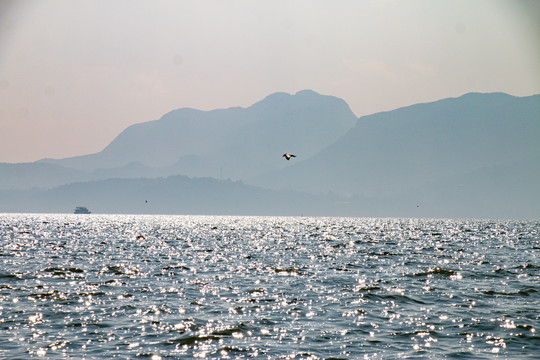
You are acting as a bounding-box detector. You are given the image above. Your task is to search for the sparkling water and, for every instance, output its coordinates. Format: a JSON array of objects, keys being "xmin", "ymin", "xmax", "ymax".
[{"xmin": 1, "ymin": 214, "xmax": 538, "ymax": 359}]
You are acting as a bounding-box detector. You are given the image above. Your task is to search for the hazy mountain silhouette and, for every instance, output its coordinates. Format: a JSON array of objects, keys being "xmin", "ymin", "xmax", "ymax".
[
  {"xmin": 1, "ymin": 91, "xmax": 538, "ymax": 219},
  {"xmin": 0, "ymin": 160, "xmax": 203, "ymax": 190},
  {"xmin": 1, "ymin": 169, "xmax": 537, "ymax": 218},
  {"xmin": 0, "ymin": 176, "xmax": 349, "ymax": 217},
  {"xmin": 38, "ymin": 90, "xmax": 357, "ymax": 179},
  {"xmin": 250, "ymin": 92, "xmax": 540, "ymax": 197},
  {"xmin": 0, "ymin": 162, "xmax": 89, "ymax": 190}
]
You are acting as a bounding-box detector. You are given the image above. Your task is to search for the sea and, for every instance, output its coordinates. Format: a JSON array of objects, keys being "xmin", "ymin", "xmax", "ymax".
[{"xmin": 0, "ymin": 214, "xmax": 539, "ymax": 359}]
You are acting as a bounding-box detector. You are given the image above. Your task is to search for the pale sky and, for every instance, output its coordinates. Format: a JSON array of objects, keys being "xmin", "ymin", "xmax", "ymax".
[{"xmin": 1, "ymin": 0, "xmax": 539, "ymax": 163}]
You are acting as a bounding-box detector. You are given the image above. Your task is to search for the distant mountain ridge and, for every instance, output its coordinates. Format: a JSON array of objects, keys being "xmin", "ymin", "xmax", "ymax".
[
  {"xmin": 0, "ymin": 176, "xmax": 347, "ymax": 216},
  {"xmin": 1, "ymin": 90, "xmax": 538, "ymax": 219},
  {"xmin": 38, "ymin": 90, "xmax": 357, "ymax": 179},
  {"xmin": 250, "ymin": 92, "xmax": 540, "ymax": 197}
]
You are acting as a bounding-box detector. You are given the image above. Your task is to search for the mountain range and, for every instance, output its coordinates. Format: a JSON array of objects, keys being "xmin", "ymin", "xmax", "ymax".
[
  {"xmin": 251, "ymin": 92, "xmax": 539, "ymax": 195},
  {"xmin": 38, "ymin": 90, "xmax": 357, "ymax": 178},
  {"xmin": 1, "ymin": 90, "xmax": 538, "ymax": 219}
]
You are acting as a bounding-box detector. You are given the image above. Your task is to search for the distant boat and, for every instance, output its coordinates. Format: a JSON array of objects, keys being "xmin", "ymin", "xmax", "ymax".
[
  {"xmin": 74, "ymin": 206, "xmax": 91, "ymax": 214},
  {"xmin": 282, "ymin": 153, "xmax": 296, "ymax": 160}
]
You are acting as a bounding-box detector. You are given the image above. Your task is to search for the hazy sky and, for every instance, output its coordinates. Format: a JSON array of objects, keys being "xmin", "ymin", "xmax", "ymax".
[{"xmin": 1, "ymin": 0, "xmax": 539, "ymax": 163}]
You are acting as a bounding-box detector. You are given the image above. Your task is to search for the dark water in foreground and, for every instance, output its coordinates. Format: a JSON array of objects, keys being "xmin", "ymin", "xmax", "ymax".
[{"xmin": 0, "ymin": 214, "xmax": 539, "ymax": 359}]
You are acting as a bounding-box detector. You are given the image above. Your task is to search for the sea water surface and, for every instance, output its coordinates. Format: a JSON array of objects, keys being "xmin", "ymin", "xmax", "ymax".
[{"xmin": 0, "ymin": 214, "xmax": 539, "ymax": 359}]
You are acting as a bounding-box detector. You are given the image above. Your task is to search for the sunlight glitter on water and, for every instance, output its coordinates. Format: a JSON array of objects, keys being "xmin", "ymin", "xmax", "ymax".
[{"xmin": 0, "ymin": 214, "xmax": 539, "ymax": 359}]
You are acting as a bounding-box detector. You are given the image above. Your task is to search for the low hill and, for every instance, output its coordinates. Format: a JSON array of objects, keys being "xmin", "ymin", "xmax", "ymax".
[
  {"xmin": 0, "ymin": 162, "xmax": 89, "ymax": 190},
  {"xmin": 0, "ymin": 175, "xmax": 348, "ymax": 217},
  {"xmin": 1, "ymin": 172, "xmax": 537, "ymax": 219}
]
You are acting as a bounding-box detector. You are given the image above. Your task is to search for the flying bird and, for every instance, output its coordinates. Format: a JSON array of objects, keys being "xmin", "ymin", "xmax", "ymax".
[{"xmin": 282, "ymin": 153, "xmax": 296, "ymax": 160}]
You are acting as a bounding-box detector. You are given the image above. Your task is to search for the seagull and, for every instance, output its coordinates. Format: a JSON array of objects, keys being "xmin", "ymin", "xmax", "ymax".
[{"xmin": 282, "ymin": 153, "xmax": 296, "ymax": 160}]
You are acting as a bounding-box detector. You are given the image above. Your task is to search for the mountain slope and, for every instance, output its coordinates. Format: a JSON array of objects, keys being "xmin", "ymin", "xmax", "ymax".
[
  {"xmin": 38, "ymin": 90, "xmax": 357, "ymax": 180},
  {"xmin": 250, "ymin": 92, "xmax": 540, "ymax": 198},
  {"xmin": 0, "ymin": 163, "xmax": 89, "ymax": 190}
]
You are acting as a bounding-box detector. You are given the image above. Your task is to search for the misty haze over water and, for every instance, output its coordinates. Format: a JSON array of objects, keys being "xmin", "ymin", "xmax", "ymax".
[{"xmin": 1, "ymin": 90, "xmax": 538, "ymax": 219}]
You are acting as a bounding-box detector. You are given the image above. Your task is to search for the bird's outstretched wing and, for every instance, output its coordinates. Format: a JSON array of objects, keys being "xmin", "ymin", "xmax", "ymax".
[{"xmin": 282, "ymin": 153, "xmax": 296, "ymax": 160}]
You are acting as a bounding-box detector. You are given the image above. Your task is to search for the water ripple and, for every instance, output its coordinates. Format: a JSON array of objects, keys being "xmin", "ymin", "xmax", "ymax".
[{"xmin": 0, "ymin": 214, "xmax": 538, "ymax": 359}]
